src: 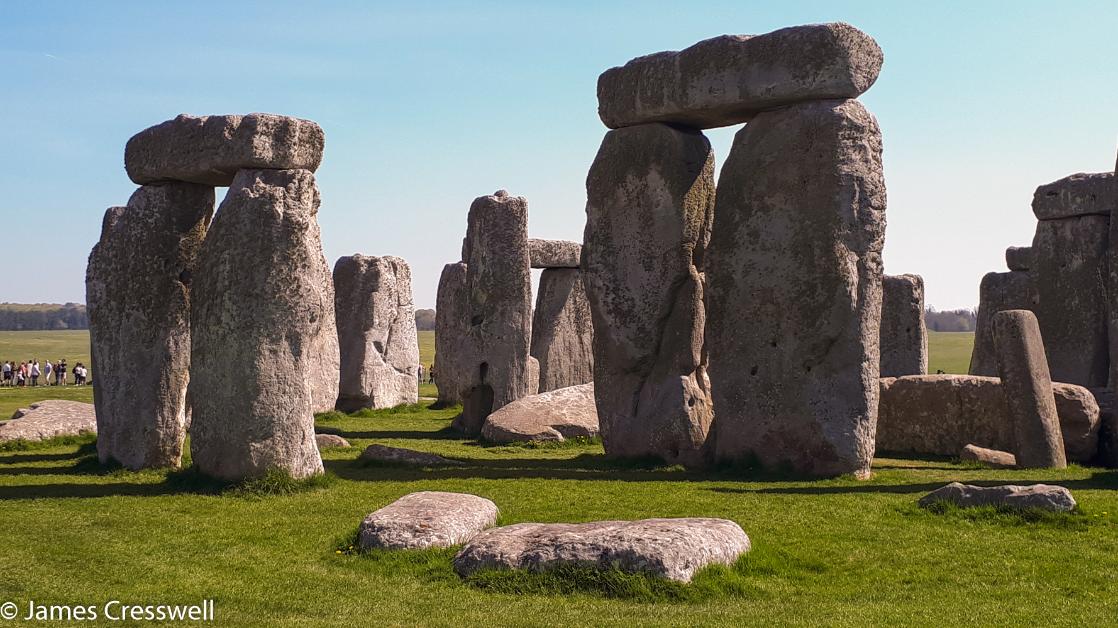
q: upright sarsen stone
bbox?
[969,271,1038,377]
[452,191,533,435]
[334,255,420,411]
[1032,215,1109,387]
[880,274,928,377]
[597,23,883,130]
[189,169,337,480]
[530,269,594,392]
[994,310,1067,468]
[434,262,469,407]
[706,99,886,478]
[86,183,213,469]
[582,123,715,465]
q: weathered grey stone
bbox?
[706,99,885,478]
[189,169,337,481]
[452,191,534,435]
[960,444,1017,468]
[1093,387,1118,467]
[315,433,351,449]
[0,401,96,442]
[1005,246,1033,271]
[1032,215,1109,388]
[1032,172,1115,221]
[530,269,594,393]
[334,255,420,411]
[876,375,1099,462]
[582,123,714,465]
[86,183,212,469]
[919,482,1076,513]
[529,239,581,268]
[481,383,598,443]
[994,310,1067,468]
[880,274,927,377]
[597,23,883,130]
[528,356,540,396]
[434,262,469,407]
[969,271,1039,377]
[454,518,750,583]
[125,113,324,186]
[359,492,498,550]
[358,444,465,467]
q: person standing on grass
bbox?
[1,361,10,387]
[30,360,40,386]
[56,359,66,386]
[43,360,52,386]
[417,364,424,384]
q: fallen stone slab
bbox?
[528,239,581,268]
[597,22,883,129]
[919,482,1076,513]
[358,444,465,466]
[960,444,1016,468]
[1005,246,1032,271]
[1032,172,1115,220]
[315,434,351,449]
[359,491,499,550]
[877,375,1099,462]
[125,113,325,186]
[481,383,598,443]
[454,518,751,583]
[0,401,97,442]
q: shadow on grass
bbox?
[316,426,464,441]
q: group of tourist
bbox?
[417,364,435,384]
[0,359,89,387]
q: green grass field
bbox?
[0,404,1115,626]
[926,331,975,375]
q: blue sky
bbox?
[2,0,1116,310]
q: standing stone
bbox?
[334,255,420,411]
[880,274,928,377]
[1005,246,1033,271]
[994,310,1067,469]
[86,183,213,470]
[530,269,594,392]
[597,23,883,130]
[451,191,533,435]
[125,113,325,186]
[434,262,469,407]
[706,99,886,478]
[189,169,337,480]
[582,123,714,465]
[969,271,1039,377]
[1032,215,1109,387]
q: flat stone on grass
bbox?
[0,401,97,442]
[454,518,750,583]
[482,383,598,443]
[919,482,1076,513]
[315,434,351,449]
[358,491,499,550]
[358,444,464,466]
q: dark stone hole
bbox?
[471,314,484,326]
[750,366,758,376]
[479,362,489,383]
[178,269,192,286]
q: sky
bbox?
[1,0,1116,310]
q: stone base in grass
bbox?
[358,491,498,550]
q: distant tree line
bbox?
[925,307,976,332]
[415,309,435,331]
[0,303,88,330]
[0,303,973,334]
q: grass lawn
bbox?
[926,331,974,375]
[0,403,1116,626]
